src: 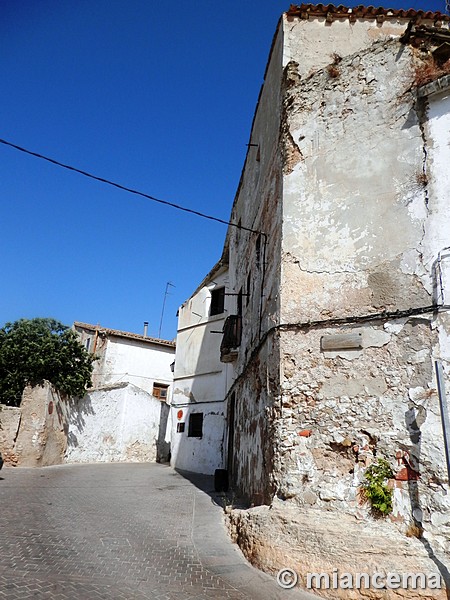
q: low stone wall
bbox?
[0,405,22,466]
[1,382,169,467]
[65,383,169,463]
[0,383,68,467]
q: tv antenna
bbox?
[158,281,175,339]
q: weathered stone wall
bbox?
[275,322,449,545]
[1,382,170,467]
[225,25,284,501]
[0,405,22,466]
[228,336,280,504]
[274,26,450,549]
[0,382,68,467]
[220,12,450,595]
[283,11,415,78]
[281,39,429,321]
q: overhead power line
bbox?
[0,137,262,235]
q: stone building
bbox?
[230,0,450,525]
[177,3,450,587]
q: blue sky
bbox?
[0,0,446,340]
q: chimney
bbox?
[143,322,148,338]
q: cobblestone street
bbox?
[0,463,313,599]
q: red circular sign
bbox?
[177,410,183,420]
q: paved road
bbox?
[0,463,316,599]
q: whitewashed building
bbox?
[74,322,175,397]
[170,260,237,475]
[68,322,175,463]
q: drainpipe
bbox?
[435,360,450,483]
[437,247,450,305]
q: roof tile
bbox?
[287,3,450,22]
[73,322,176,348]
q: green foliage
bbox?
[0,318,96,407]
[362,458,394,517]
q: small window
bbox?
[210,287,225,316]
[177,422,185,433]
[85,338,91,351]
[153,383,169,401]
[188,413,203,438]
[220,315,242,363]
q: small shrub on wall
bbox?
[360,457,394,517]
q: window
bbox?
[177,422,185,433]
[220,315,242,363]
[210,287,225,316]
[153,383,169,401]
[188,413,203,438]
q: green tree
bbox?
[0,318,95,407]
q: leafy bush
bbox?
[0,318,95,406]
[361,457,394,517]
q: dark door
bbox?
[227,392,236,480]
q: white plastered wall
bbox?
[170,267,233,474]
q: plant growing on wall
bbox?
[360,457,394,517]
[0,318,96,407]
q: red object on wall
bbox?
[48,401,54,415]
[395,466,420,481]
[298,429,312,437]
[177,410,183,420]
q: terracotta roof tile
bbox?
[73,322,176,348]
[287,4,450,22]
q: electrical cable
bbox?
[0,137,263,236]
